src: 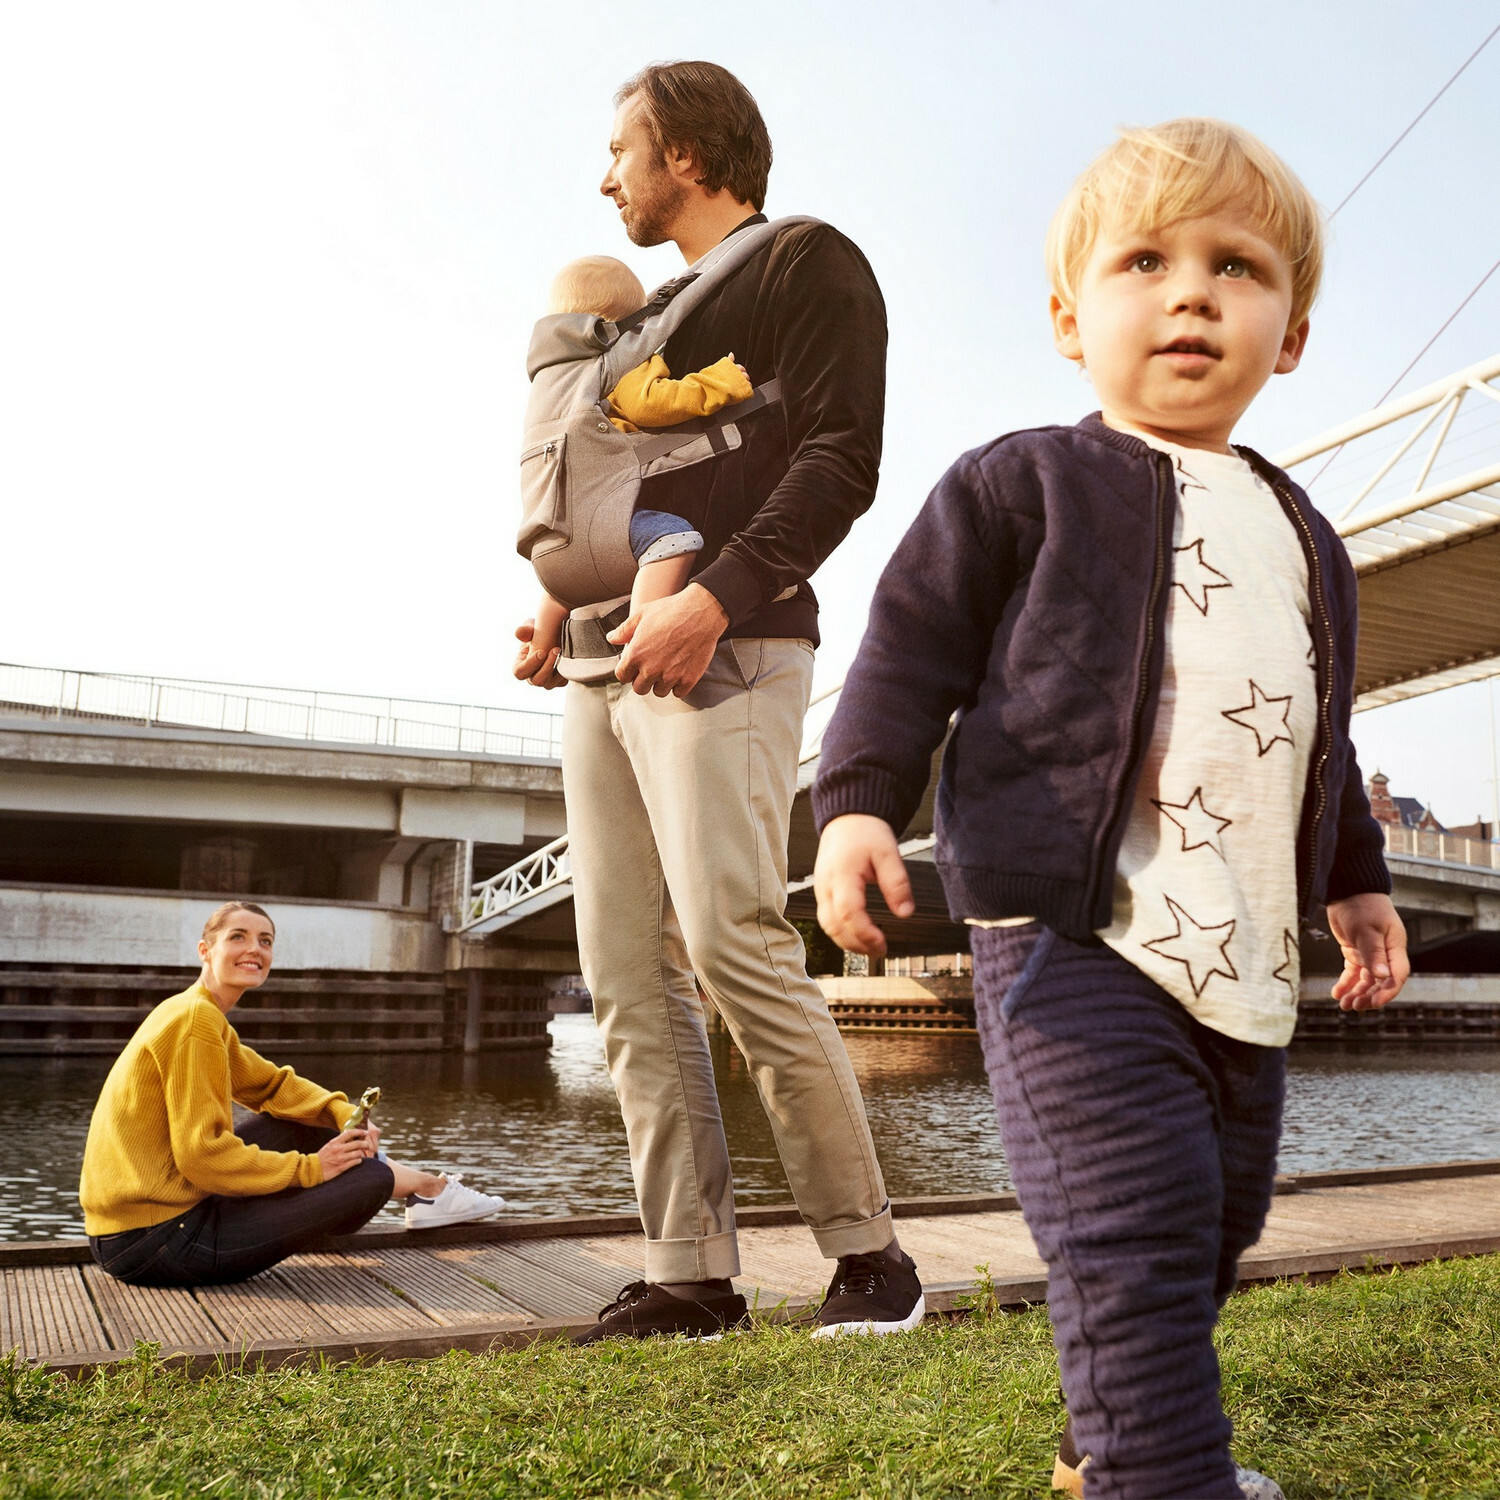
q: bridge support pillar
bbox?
[463,968,483,1055]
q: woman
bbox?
[80,901,503,1287]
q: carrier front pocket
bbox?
[517,431,569,558]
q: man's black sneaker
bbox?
[573,1280,749,1345]
[811,1250,925,1337]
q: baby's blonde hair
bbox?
[547,256,646,322]
[1046,118,1324,330]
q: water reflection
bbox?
[3,1016,1498,1241]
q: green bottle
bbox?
[346,1085,381,1132]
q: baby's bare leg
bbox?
[630,554,695,613]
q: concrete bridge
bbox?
[0,663,569,1055]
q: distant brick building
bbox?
[1366,771,1444,833]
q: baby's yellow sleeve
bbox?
[608,354,753,430]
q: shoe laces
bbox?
[830,1252,889,1300]
[598,1280,653,1319]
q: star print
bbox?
[1172,538,1232,615]
[1272,929,1299,1001]
[1153,786,1233,858]
[1174,456,1208,495]
[1222,681,1295,756]
[1143,897,1238,998]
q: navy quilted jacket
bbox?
[813,414,1391,940]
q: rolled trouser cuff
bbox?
[810,1201,895,1261]
[642,1227,741,1283]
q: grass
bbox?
[2,1255,1499,1499]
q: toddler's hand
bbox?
[1326,892,1409,1010]
[814,814,915,958]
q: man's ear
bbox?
[1051,294,1084,364]
[663,142,702,188]
[1276,317,1310,375]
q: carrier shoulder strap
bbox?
[600,215,823,389]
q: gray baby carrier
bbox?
[518,216,819,678]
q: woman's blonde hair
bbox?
[1046,118,1325,329]
[201,901,274,943]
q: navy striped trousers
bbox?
[972,925,1285,1500]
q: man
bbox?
[516,60,922,1341]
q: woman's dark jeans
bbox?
[89,1116,395,1288]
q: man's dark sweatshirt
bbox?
[812,416,1392,940]
[649,214,886,646]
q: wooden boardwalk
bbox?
[4,1161,1498,1376]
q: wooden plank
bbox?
[497,1238,638,1302]
[0,1267,109,1360]
[432,1245,601,1319]
[81,1266,223,1352]
[271,1256,434,1338]
[345,1248,534,1327]
[195,1271,336,1347]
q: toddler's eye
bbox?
[1219,258,1251,279]
[1129,253,1162,273]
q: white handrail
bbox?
[0,660,563,761]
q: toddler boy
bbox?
[812,119,1409,1499]
[517,255,751,683]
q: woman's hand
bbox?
[317,1129,369,1181]
[362,1124,381,1158]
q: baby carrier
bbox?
[518,216,819,677]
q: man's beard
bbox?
[621,159,692,247]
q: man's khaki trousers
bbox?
[563,637,893,1281]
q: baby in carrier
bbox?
[516,255,753,684]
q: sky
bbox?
[2,2,1498,825]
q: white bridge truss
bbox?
[461,834,572,935]
[1274,352,1500,710]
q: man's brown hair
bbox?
[617,61,773,211]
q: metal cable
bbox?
[1329,20,1500,220]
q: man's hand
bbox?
[609,583,728,697]
[814,814,915,958]
[1326,892,1409,1010]
[513,619,563,689]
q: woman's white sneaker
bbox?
[404,1174,505,1228]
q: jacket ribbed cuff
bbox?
[693,551,763,628]
[1324,845,1393,902]
[811,771,908,835]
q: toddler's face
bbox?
[1052,205,1307,450]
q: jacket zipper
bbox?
[1264,468,1337,914]
[1090,451,1175,923]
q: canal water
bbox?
[5,1015,1499,1242]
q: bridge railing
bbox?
[0,660,563,761]
[1384,823,1499,870]
[465,834,573,930]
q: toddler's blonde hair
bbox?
[1046,118,1324,329]
[547,256,646,322]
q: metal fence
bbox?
[1383,822,1500,870]
[0,661,563,761]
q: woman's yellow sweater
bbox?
[79,983,353,1236]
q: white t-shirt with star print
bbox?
[1097,433,1316,1047]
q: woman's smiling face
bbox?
[1051,206,1308,451]
[199,909,275,996]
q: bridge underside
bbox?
[1354,517,1500,709]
